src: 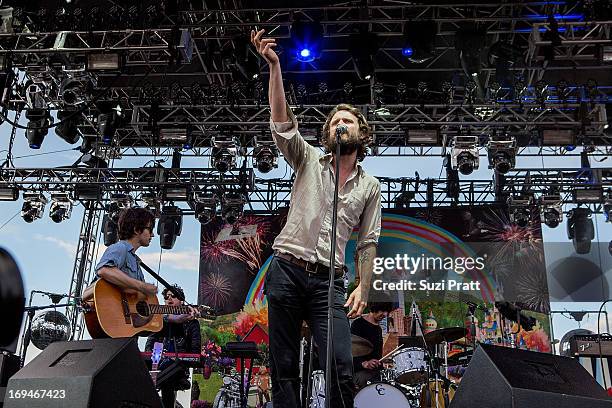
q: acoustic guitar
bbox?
[83,279,216,338]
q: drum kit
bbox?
[304,327,474,408]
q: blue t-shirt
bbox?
[94,240,145,282]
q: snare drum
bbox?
[390,347,429,385]
[354,382,412,408]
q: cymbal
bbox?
[424,327,468,345]
[446,350,473,366]
[351,335,374,357]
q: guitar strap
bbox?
[134,255,187,303]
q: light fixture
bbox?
[0,186,19,201]
[159,127,191,148]
[406,129,440,145]
[87,53,122,71]
[21,192,47,223]
[55,110,80,144]
[211,138,238,173]
[456,28,486,78]
[604,192,612,223]
[402,21,437,63]
[25,109,51,149]
[253,144,278,173]
[192,192,218,225]
[163,184,190,201]
[487,136,516,174]
[80,153,108,168]
[141,191,161,218]
[158,205,183,249]
[74,184,102,201]
[539,192,563,228]
[290,21,323,63]
[0,6,14,34]
[98,106,121,145]
[451,136,479,175]
[541,129,575,146]
[349,30,378,80]
[508,194,533,227]
[102,194,133,246]
[573,186,603,203]
[49,192,73,223]
[567,207,594,254]
[221,192,245,224]
[60,78,87,106]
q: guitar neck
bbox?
[148,304,212,317]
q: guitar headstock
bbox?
[197,305,217,321]
[151,342,163,367]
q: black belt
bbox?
[274,251,346,277]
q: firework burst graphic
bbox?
[200,272,232,310]
[415,208,444,225]
[514,269,550,314]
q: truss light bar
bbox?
[0,186,19,201]
[87,53,122,71]
[407,129,439,145]
[542,129,575,146]
[573,186,603,203]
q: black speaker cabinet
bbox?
[4,338,161,408]
[449,344,612,408]
[0,352,20,408]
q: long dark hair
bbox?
[118,208,155,240]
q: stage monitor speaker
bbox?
[449,344,612,408]
[4,338,161,408]
[0,353,20,408]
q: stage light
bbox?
[21,192,47,223]
[102,194,133,246]
[402,21,437,63]
[25,109,51,149]
[556,79,570,102]
[540,192,563,228]
[508,194,533,227]
[291,21,323,63]
[80,153,108,168]
[602,45,612,63]
[0,186,19,201]
[55,110,80,144]
[98,107,121,145]
[49,192,72,223]
[192,192,217,225]
[535,80,549,106]
[141,191,161,218]
[0,6,14,33]
[159,127,191,148]
[60,78,86,106]
[158,205,183,250]
[349,30,378,80]
[87,53,122,71]
[573,186,603,204]
[74,184,102,201]
[451,136,479,175]
[211,139,238,173]
[604,193,612,223]
[444,155,460,201]
[221,192,244,224]
[253,144,278,174]
[567,207,594,254]
[456,28,486,78]
[541,129,575,146]
[163,184,190,201]
[487,136,516,174]
[406,129,439,145]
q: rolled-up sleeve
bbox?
[94,244,126,275]
[270,104,316,171]
[357,180,382,251]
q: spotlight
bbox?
[508,194,533,227]
[456,28,486,78]
[567,207,594,254]
[604,193,612,223]
[86,53,122,71]
[60,78,87,106]
[21,192,47,223]
[487,136,516,174]
[102,194,133,246]
[539,193,563,228]
[157,205,183,250]
[451,136,479,175]
[0,6,14,33]
[349,30,378,80]
[402,20,437,63]
[291,21,323,63]
[55,110,80,144]
[0,186,18,201]
[253,144,278,174]
[141,191,161,218]
[49,192,72,223]
[98,107,121,145]
[25,109,51,149]
[80,153,108,168]
[192,192,217,225]
[221,192,245,224]
[211,139,238,173]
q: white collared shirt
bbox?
[270,107,382,267]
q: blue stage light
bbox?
[402,47,414,57]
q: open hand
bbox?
[251,29,279,66]
[344,283,367,318]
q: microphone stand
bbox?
[324,128,343,408]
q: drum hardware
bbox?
[351,335,374,357]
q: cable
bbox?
[0,209,22,232]
[597,299,611,390]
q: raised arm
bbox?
[251,29,288,122]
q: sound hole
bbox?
[135,301,150,316]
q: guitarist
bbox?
[82,208,158,302]
[145,284,201,408]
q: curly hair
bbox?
[321,104,372,162]
[118,208,156,240]
[162,284,185,302]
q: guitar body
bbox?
[84,279,163,338]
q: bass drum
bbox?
[354,382,411,408]
[419,379,457,408]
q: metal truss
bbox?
[65,202,101,340]
[1,167,610,214]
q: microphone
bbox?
[335,124,348,138]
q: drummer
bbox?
[350,300,394,389]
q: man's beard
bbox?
[329,134,360,156]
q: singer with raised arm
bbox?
[251,29,382,408]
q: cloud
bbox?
[34,234,78,257]
[138,249,199,272]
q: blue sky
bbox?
[1,112,610,364]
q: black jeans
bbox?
[265,256,354,408]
